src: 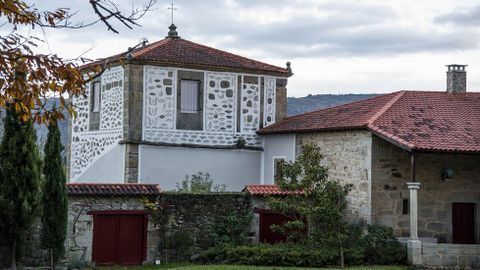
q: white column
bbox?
[407,182,421,265]
[407,182,420,239]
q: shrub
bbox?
[196,244,363,267]
[362,225,407,264]
[196,225,407,268]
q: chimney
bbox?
[446,64,467,93]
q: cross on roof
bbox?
[168,3,177,24]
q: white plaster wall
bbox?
[261,134,296,184]
[139,145,262,191]
[72,144,125,183]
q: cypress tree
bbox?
[0,103,42,269]
[40,117,68,267]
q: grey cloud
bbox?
[435,5,480,26]
[21,0,480,59]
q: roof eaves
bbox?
[368,124,415,152]
[258,125,368,135]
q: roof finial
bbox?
[166,3,180,38]
[168,3,177,25]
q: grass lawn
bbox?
[97,264,408,270]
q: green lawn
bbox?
[98,264,408,270]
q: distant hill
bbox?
[0,94,381,156]
[287,93,380,116]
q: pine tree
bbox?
[0,103,42,269]
[40,117,68,268]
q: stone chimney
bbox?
[446,64,467,93]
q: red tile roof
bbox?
[66,183,162,196]
[243,184,304,195]
[258,91,480,153]
[82,37,289,76]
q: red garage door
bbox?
[92,211,147,266]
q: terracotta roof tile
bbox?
[258,92,402,134]
[243,184,304,195]
[258,91,480,153]
[82,37,289,76]
[66,183,162,196]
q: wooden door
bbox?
[92,215,118,266]
[259,213,290,244]
[117,215,145,265]
[92,211,147,266]
[452,203,476,244]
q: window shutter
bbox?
[180,80,199,113]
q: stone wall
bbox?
[0,219,45,268]
[296,130,372,223]
[150,192,253,261]
[371,135,480,243]
[67,195,158,267]
[422,243,480,268]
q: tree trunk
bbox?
[11,240,16,270]
[50,248,55,270]
[340,248,344,269]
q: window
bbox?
[180,80,199,113]
[402,199,409,215]
[273,157,286,183]
[91,81,101,112]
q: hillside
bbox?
[0,94,381,154]
[287,93,380,116]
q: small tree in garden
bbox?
[0,103,42,269]
[40,117,68,268]
[176,172,226,193]
[268,143,352,265]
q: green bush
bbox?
[196,244,362,267]
[362,225,407,265]
[196,225,407,267]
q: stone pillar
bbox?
[124,143,139,183]
[275,78,288,122]
[407,182,421,265]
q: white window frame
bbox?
[91,81,101,113]
[180,80,199,113]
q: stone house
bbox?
[257,65,480,268]
[67,24,292,190]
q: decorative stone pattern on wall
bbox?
[371,135,480,243]
[263,77,276,127]
[143,66,176,130]
[100,66,124,130]
[67,196,158,266]
[241,79,260,133]
[72,82,90,133]
[422,243,480,268]
[143,129,262,147]
[70,66,124,180]
[70,131,123,179]
[296,131,372,223]
[205,72,237,132]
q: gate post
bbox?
[407,181,422,265]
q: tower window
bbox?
[91,81,101,112]
[180,80,199,113]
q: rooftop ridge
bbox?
[367,91,405,125]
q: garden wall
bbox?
[0,192,255,267]
[150,192,253,262]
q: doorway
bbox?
[452,203,476,244]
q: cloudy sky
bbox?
[17,0,480,96]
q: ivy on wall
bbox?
[146,193,253,262]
